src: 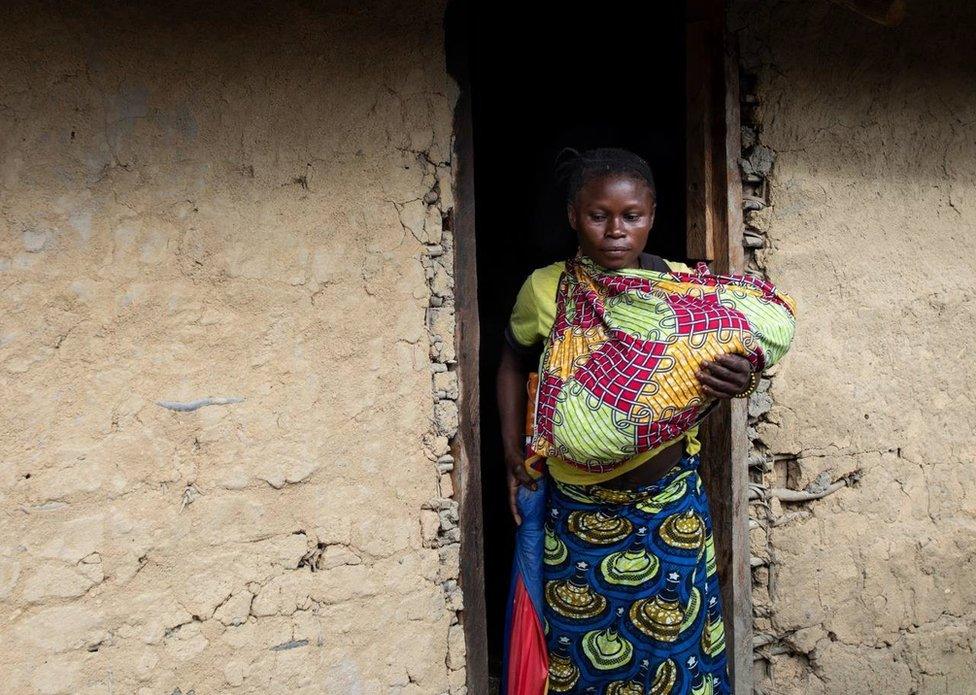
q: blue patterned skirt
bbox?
[541,450,732,694]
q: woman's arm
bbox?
[496,338,538,526]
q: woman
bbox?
[497,148,759,694]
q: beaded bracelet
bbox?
[733,369,760,399]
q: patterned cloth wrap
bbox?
[526,251,797,476]
[540,450,732,694]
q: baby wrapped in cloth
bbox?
[524,250,798,477]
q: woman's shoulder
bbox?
[534,260,567,280]
[527,259,566,277]
[638,251,696,274]
[519,260,566,294]
[661,257,694,273]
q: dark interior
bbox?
[446,3,690,684]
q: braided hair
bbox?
[553,146,657,207]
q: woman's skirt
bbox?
[541,450,732,694]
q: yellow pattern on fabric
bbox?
[508,258,702,485]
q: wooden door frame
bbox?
[687,2,753,692]
[445,5,489,689]
[446,2,751,692]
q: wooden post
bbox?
[685,3,753,691]
[446,4,489,689]
[722,34,753,695]
[686,18,716,262]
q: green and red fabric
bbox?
[528,251,797,474]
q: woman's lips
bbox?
[604,248,628,255]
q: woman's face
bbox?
[567,174,655,270]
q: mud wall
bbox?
[0,2,465,693]
[730,1,976,693]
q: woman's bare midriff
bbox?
[596,437,687,490]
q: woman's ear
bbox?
[648,199,657,228]
[567,202,577,231]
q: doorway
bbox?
[444,2,747,692]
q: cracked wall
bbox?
[730,1,976,693]
[0,2,466,693]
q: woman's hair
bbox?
[553,146,657,206]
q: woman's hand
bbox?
[696,354,754,399]
[498,340,538,527]
[504,448,538,526]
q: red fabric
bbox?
[506,574,549,695]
